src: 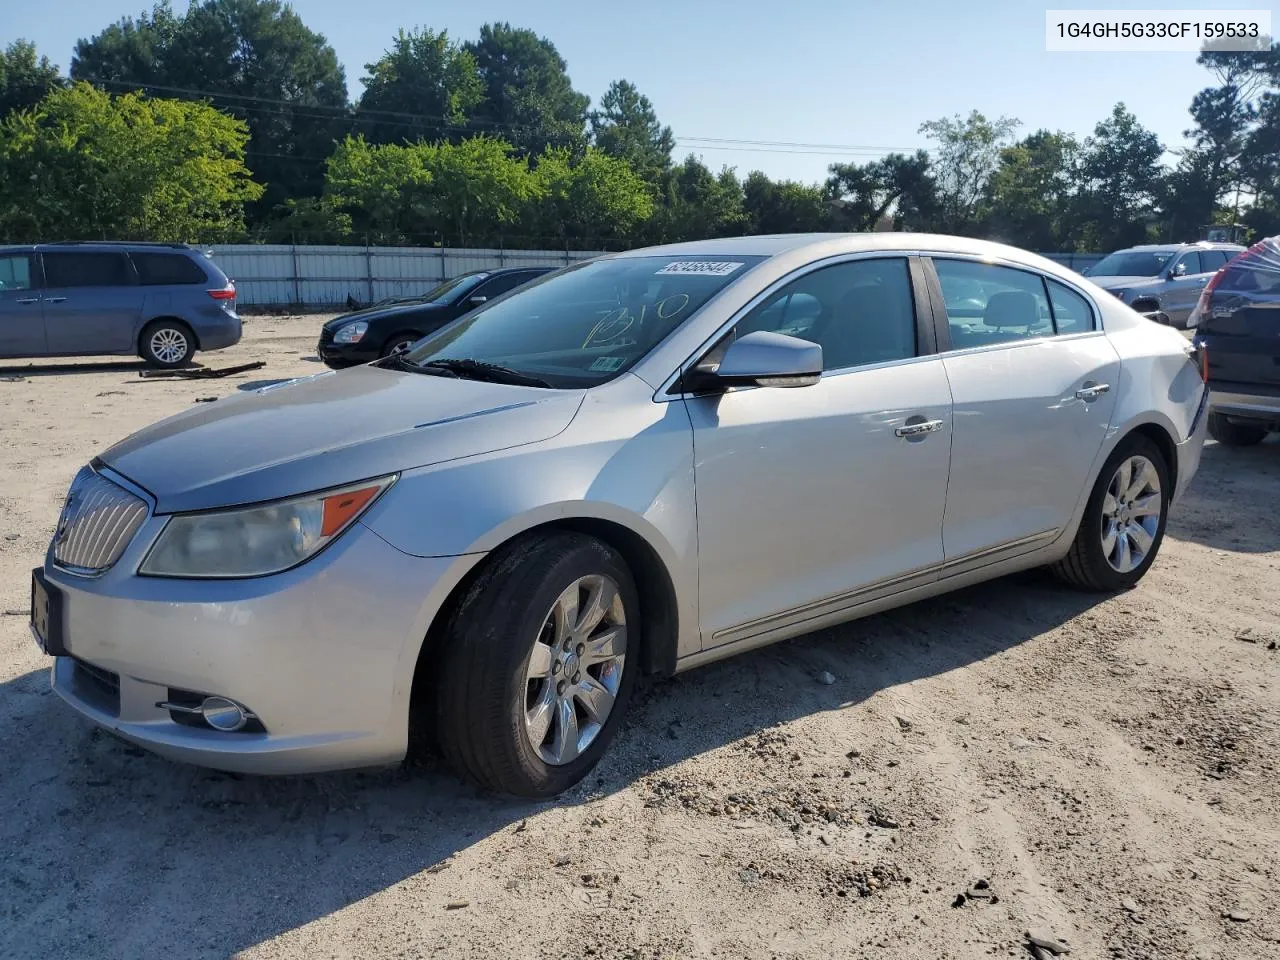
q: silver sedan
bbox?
[31,234,1209,797]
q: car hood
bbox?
[322,301,446,330]
[1089,275,1157,291]
[100,366,585,513]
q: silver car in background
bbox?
[31,233,1209,798]
[1085,241,1245,329]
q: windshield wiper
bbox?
[373,352,462,377]
[420,358,552,388]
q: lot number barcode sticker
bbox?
[655,261,744,277]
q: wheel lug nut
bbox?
[557,680,566,695]
[552,662,561,675]
[576,643,585,656]
[573,672,581,684]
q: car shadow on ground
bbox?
[1165,436,1280,554]
[0,570,1106,959]
[0,360,153,378]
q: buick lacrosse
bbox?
[32,234,1208,797]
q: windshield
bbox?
[1088,251,1172,277]
[402,255,766,388]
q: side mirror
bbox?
[701,330,822,389]
[469,294,488,306]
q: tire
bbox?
[434,532,640,797]
[380,333,420,358]
[139,320,195,368]
[1051,435,1171,592]
[1207,412,1267,447]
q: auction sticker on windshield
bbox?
[655,261,744,276]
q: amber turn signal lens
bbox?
[320,486,381,537]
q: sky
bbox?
[7,0,1277,183]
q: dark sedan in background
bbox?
[1190,236,1280,446]
[318,266,554,367]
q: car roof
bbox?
[1112,242,1245,253]
[606,232,1081,271]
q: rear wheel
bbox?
[1207,412,1267,447]
[1052,435,1170,591]
[139,320,195,368]
[433,532,638,797]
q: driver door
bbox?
[684,256,953,650]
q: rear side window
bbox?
[42,252,132,288]
[1175,252,1202,275]
[934,259,1052,348]
[130,252,208,285]
[0,254,34,291]
[1224,240,1280,294]
[1046,280,1096,334]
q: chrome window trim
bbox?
[654,249,931,401]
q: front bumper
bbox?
[40,512,479,775]
[317,335,377,368]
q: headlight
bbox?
[140,476,396,578]
[334,321,368,344]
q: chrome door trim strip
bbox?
[707,529,1061,648]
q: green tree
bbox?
[0,82,262,242]
[465,22,589,155]
[0,40,65,117]
[645,156,747,243]
[743,172,834,233]
[322,136,433,243]
[530,146,654,244]
[985,131,1079,249]
[1075,103,1165,250]
[73,0,349,216]
[825,151,936,232]
[918,110,1020,234]
[422,136,537,243]
[589,80,674,185]
[357,28,483,146]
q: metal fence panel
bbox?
[206,242,1105,308]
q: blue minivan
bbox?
[0,241,242,367]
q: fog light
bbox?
[201,696,249,731]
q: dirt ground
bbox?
[0,315,1276,960]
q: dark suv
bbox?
[0,241,240,368]
[318,266,554,368]
[1190,236,1280,446]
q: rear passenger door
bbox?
[928,257,1120,570]
[40,251,144,354]
[0,252,46,357]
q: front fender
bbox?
[360,377,702,661]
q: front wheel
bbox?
[433,532,639,797]
[380,333,420,358]
[1052,435,1171,591]
[1207,412,1268,447]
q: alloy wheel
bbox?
[1100,454,1163,573]
[150,328,189,365]
[523,573,627,766]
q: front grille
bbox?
[52,467,148,575]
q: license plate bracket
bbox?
[30,568,69,657]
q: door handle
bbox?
[44,297,67,303]
[895,418,944,438]
[1075,382,1111,401]
[15,297,38,304]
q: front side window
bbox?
[934,259,1052,347]
[403,255,766,388]
[42,252,132,288]
[0,254,33,291]
[1088,250,1173,278]
[736,258,917,371]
